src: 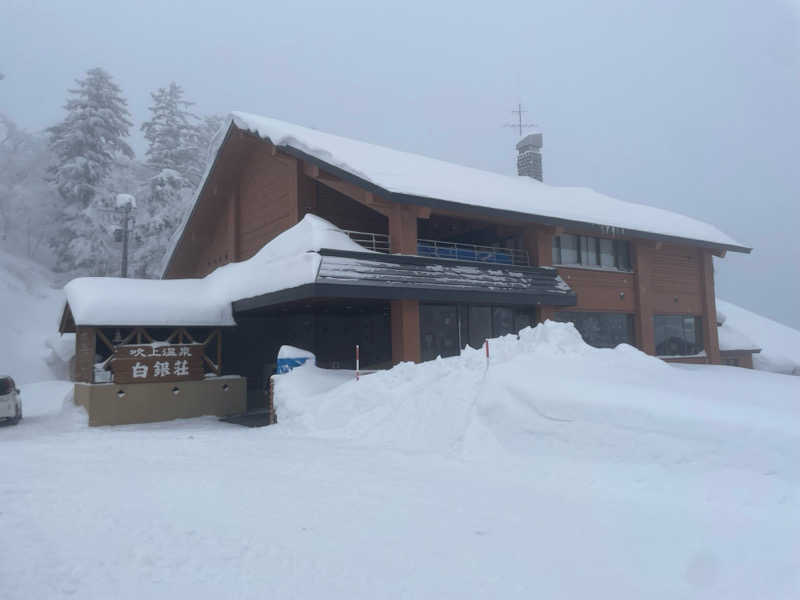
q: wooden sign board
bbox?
[111,344,205,384]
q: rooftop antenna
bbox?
[503,103,537,136]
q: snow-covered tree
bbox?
[185,113,226,187]
[46,68,134,274]
[134,85,224,278]
[141,83,195,180]
[47,68,133,207]
[0,114,60,261]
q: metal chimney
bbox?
[516,133,543,181]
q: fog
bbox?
[2,0,798,326]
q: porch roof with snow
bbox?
[61,216,573,332]
[233,248,576,313]
[166,112,751,273]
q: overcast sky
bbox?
[2,0,799,327]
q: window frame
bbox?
[653,314,704,357]
[552,234,633,272]
[552,311,636,349]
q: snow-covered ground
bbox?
[2,323,799,599]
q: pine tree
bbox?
[47,67,133,207]
[134,85,227,277]
[141,82,195,181]
[135,83,200,277]
[185,113,226,188]
[46,68,133,274]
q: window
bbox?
[468,306,493,350]
[654,315,704,356]
[420,304,461,361]
[422,304,536,359]
[553,312,635,348]
[492,307,515,338]
[552,234,631,271]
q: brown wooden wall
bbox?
[237,145,300,262]
[649,244,704,315]
[556,268,636,313]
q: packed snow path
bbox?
[2,324,800,599]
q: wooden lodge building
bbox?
[59,112,753,425]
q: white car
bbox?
[0,376,22,425]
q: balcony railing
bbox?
[343,230,530,266]
[417,239,530,266]
[343,230,391,253]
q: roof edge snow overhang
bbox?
[278,144,752,255]
[233,248,577,314]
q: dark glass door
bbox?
[420,304,460,361]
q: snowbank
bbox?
[229,112,747,251]
[717,299,800,375]
[64,214,366,327]
[276,321,800,457]
[0,249,70,383]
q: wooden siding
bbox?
[556,267,636,312]
[192,202,237,276]
[649,244,704,315]
[237,145,300,262]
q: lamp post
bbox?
[115,194,136,278]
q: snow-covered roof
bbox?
[64,215,366,328]
[221,112,749,252]
[717,299,800,375]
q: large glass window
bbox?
[553,234,632,271]
[468,306,493,350]
[420,304,461,361]
[654,315,703,356]
[492,307,515,338]
[422,304,536,359]
[553,311,635,348]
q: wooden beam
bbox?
[96,329,115,353]
[216,328,222,375]
[304,167,394,216]
[303,162,320,178]
[182,328,197,344]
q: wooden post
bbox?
[74,326,96,383]
[633,241,656,355]
[216,328,223,375]
[700,250,721,364]
[388,205,418,254]
[538,306,557,323]
[391,299,421,364]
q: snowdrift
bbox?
[0,249,71,383]
[276,321,800,460]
